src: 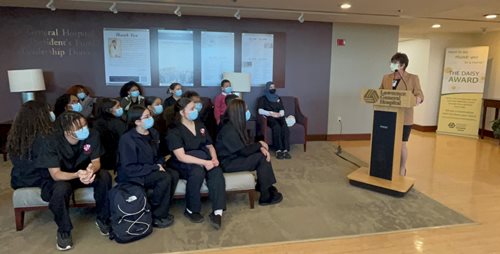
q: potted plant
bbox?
[492,118,500,139]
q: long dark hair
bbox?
[54,94,72,117]
[95,98,119,120]
[127,105,147,130]
[145,96,160,107]
[226,99,249,144]
[7,101,53,159]
[173,97,192,123]
[119,81,144,98]
[168,83,181,95]
[56,111,86,133]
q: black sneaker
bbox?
[259,192,283,206]
[96,218,110,236]
[184,210,204,223]
[283,151,292,159]
[208,212,222,230]
[276,151,284,160]
[56,231,73,251]
[153,215,174,228]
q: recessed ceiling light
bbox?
[484,14,497,19]
[340,3,351,9]
[431,24,441,29]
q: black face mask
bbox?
[269,89,276,94]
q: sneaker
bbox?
[153,215,174,228]
[56,231,73,251]
[184,210,204,223]
[276,151,284,160]
[96,219,110,236]
[208,212,222,230]
[259,191,283,206]
[283,151,292,159]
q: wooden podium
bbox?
[347,89,417,196]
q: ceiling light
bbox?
[340,3,351,9]
[174,6,182,17]
[234,9,241,20]
[109,2,118,14]
[484,14,497,19]
[431,24,441,29]
[46,0,56,11]
[298,12,304,23]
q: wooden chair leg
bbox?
[248,190,255,209]
[3,153,7,162]
[15,208,25,231]
[303,142,307,152]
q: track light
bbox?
[234,9,241,20]
[46,0,56,11]
[174,6,182,17]
[298,12,304,23]
[109,2,118,14]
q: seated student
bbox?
[257,81,291,160]
[218,94,239,129]
[35,111,112,251]
[7,101,53,189]
[66,84,96,118]
[216,99,283,205]
[120,81,145,112]
[145,96,168,156]
[117,105,179,228]
[93,98,127,170]
[166,98,226,230]
[214,79,233,125]
[182,90,217,139]
[54,94,82,118]
[163,82,183,108]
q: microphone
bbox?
[395,69,408,90]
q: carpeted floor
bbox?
[0,142,472,254]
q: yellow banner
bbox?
[437,93,483,138]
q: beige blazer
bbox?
[380,71,424,125]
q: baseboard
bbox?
[412,124,437,132]
[327,134,371,141]
[306,135,327,141]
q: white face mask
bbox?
[390,63,400,72]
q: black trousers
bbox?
[41,170,112,233]
[268,117,290,151]
[222,152,276,197]
[168,150,226,213]
[143,169,179,219]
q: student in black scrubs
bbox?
[36,111,112,251]
[119,81,145,112]
[182,90,217,140]
[93,98,127,170]
[218,94,239,130]
[163,82,183,108]
[117,105,179,228]
[7,101,53,189]
[145,96,168,156]
[166,98,226,230]
[257,81,291,160]
[54,93,83,118]
[216,99,283,205]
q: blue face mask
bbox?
[130,90,140,97]
[49,111,56,122]
[114,107,124,118]
[174,89,183,97]
[224,87,233,94]
[153,105,164,115]
[74,126,90,140]
[187,110,199,121]
[195,102,203,112]
[142,117,155,129]
[246,110,251,121]
[71,102,82,112]
[77,92,86,100]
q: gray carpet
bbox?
[0,142,472,254]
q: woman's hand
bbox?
[204,160,215,171]
[211,158,220,167]
[158,164,166,172]
[416,97,423,105]
[261,147,271,162]
[258,141,269,150]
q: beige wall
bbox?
[478,31,500,130]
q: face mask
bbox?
[269,89,276,94]
[77,92,86,100]
[49,111,56,122]
[74,126,90,140]
[246,110,251,121]
[174,89,183,97]
[187,109,199,121]
[130,90,140,97]
[195,102,203,112]
[390,63,399,72]
[71,102,82,112]
[114,107,124,118]
[153,105,164,115]
[142,116,155,129]
[224,87,233,94]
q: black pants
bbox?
[143,169,179,219]
[222,152,276,197]
[268,117,290,151]
[168,150,226,213]
[41,170,112,233]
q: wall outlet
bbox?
[337,116,342,122]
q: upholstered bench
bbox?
[13,172,256,231]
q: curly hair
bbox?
[56,111,86,133]
[119,81,144,98]
[54,94,72,117]
[66,84,92,97]
[7,101,53,159]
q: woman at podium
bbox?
[380,53,424,176]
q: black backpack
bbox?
[109,183,153,243]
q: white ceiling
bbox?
[1,0,500,35]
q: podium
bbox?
[347,89,416,196]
